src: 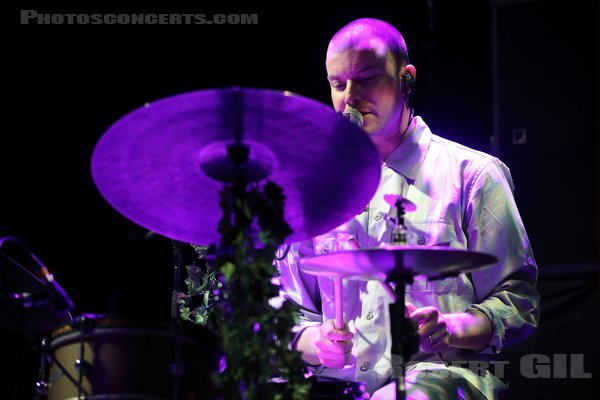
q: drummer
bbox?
[276,18,539,399]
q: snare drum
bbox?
[47,314,219,400]
[310,379,369,399]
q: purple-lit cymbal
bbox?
[299,244,498,281]
[91,88,381,245]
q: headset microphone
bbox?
[402,64,416,108]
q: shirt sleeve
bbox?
[464,158,540,354]
[274,240,323,350]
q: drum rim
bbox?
[52,316,174,338]
[51,318,193,348]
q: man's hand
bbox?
[407,304,451,353]
[406,303,492,352]
[296,319,354,368]
[315,320,354,368]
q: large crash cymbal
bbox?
[91,88,381,245]
[299,244,499,281]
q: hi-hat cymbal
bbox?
[0,254,72,333]
[91,88,381,246]
[299,244,498,281]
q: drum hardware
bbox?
[89,86,381,398]
[169,239,187,400]
[0,236,219,399]
[33,337,50,399]
[384,195,416,244]
[45,315,218,399]
[90,87,381,247]
[0,238,76,399]
[0,238,73,334]
[300,196,498,400]
[3,83,499,399]
[30,320,93,400]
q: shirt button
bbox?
[360,362,370,372]
[365,312,374,320]
[374,213,383,221]
[417,236,426,245]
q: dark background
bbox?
[2,1,598,398]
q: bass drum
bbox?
[47,314,220,400]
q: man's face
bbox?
[326,45,405,143]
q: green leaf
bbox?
[220,261,236,282]
[180,306,191,320]
[195,313,207,325]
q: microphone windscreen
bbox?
[342,108,364,128]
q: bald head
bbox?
[327,18,409,71]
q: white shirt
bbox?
[276,116,539,396]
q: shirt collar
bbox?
[383,116,431,181]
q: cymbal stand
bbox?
[391,199,408,245]
[388,200,419,400]
[170,240,188,400]
[33,336,50,399]
[387,271,419,400]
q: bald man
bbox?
[276,18,539,399]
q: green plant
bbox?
[180,180,310,399]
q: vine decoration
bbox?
[178,180,311,399]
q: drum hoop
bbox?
[51,326,194,348]
[50,316,175,339]
[59,396,169,400]
[52,318,173,337]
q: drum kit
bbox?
[2,87,498,399]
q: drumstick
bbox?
[333,234,357,331]
[334,275,344,330]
